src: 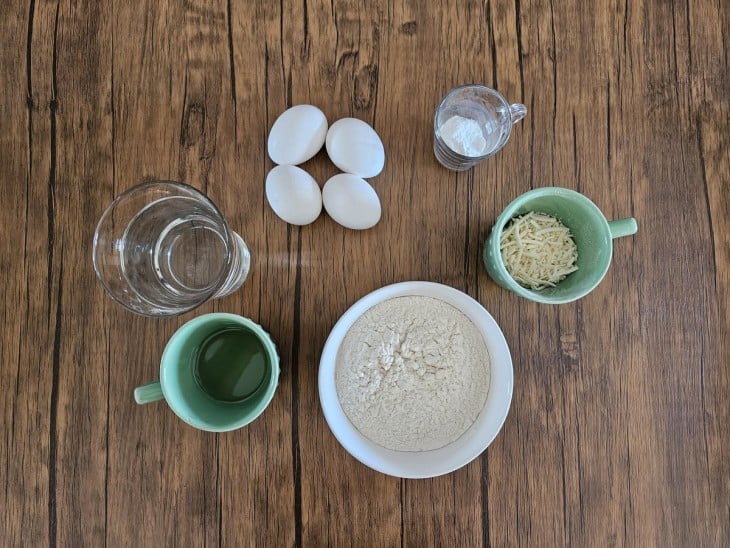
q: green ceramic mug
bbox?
[134,313,280,432]
[483,187,638,304]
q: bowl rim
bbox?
[318,281,513,478]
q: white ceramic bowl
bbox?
[318,281,513,478]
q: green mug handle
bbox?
[608,218,638,239]
[134,381,165,404]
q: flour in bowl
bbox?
[335,296,491,451]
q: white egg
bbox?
[322,174,381,230]
[267,105,328,165]
[265,165,322,225]
[325,118,385,178]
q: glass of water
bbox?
[93,181,251,316]
[434,84,527,171]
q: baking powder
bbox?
[439,115,488,156]
[335,296,491,452]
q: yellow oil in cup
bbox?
[133,313,280,432]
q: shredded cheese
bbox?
[499,212,578,290]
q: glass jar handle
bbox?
[509,103,527,124]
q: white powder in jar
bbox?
[439,115,488,156]
[335,296,491,452]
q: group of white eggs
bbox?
[265,105,385,230]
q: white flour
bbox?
[439,115,488,156]
[335,296,491,451]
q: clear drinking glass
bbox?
[93,181,251,316]
[433,84,527,171]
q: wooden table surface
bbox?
[1,1,728,546]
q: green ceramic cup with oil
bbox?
[134,313,280,432]
[482,187,638,304]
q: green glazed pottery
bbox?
[483,187,637,304]
[134,313,280,432]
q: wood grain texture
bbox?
[1,0,727,546]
